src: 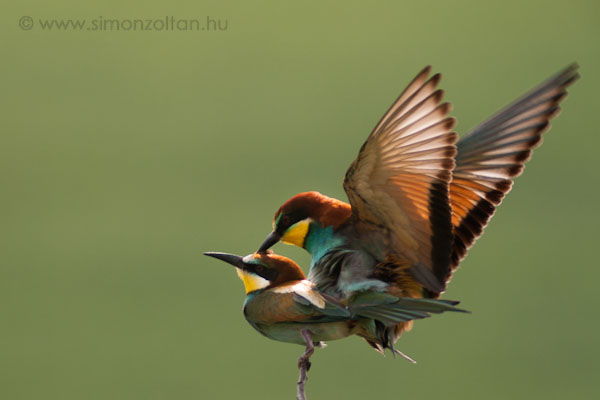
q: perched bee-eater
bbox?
[204,251,466,366]
[257,64,579,353]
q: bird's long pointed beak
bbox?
[257,231,281,252]
[204,252,244,268]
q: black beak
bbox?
[257,231,281,253]
[204,252,245,268]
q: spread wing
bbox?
[448,64,579,276]
[343,67,458,295]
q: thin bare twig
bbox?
[296,329,314,400]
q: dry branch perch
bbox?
[296,329,314,400]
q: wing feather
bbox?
[343,67,458,295]
[448,64,579,274]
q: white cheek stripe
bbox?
[273,280,326,309]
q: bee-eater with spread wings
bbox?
[256,64,579,354]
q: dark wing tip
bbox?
[444,117,457,130]
[439,102,453,114]
[429,72,442,87]
[507,164,524,177]
[495,179,513,192]
[432,89,444,102]
[484,189,505,204]
[513,149,534,164]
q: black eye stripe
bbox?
[278,210,308,231]
[248,263,278,281]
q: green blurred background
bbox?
[2,1,599,399]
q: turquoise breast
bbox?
[304,223,344,267]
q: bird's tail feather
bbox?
[351,292,468,358]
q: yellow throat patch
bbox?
[281,219,310,247]
[236,269,270,294]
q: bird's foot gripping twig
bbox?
[388,340,417,364]
[296,329,314,400]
